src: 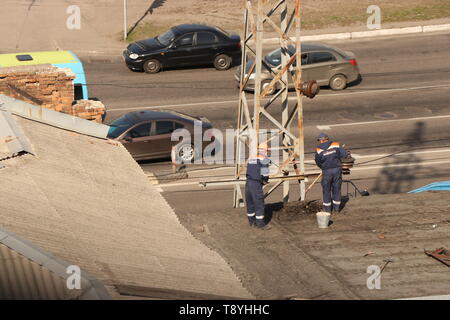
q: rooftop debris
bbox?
[275,200,322,222]
[425,247,450,267]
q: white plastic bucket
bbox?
[316,211,331,228]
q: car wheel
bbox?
[261,80,276,95]
[329,74,347,90]
[214,54,232,71]
[176,144,198,163]
[143,59,161,74]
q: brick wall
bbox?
[0,65,105,123]
[71,100,106,123]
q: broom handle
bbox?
[305,172,323,194]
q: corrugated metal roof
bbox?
[0,243,75,299]
[0,227,110,300]
[0,109,33,161]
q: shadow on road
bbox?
[127,60,241,74]
[137,157,171,165]
[372,121,425,194]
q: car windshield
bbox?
[107,116,134,138]
[265,48,282,66]
[156,29,176,46]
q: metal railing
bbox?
[342,180,370,198]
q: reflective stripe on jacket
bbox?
[315,141,348,170]
[246,155,270,181]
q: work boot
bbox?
[247,213,256,227]
[323,203,332,213]
[332,201,341,213]
[255,216,265,228]
[256,224,272,230]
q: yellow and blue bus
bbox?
[0,51,88,100]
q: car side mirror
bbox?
[123,136,132,143]
[170,43,177,49]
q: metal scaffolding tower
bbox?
[233,0,319,208]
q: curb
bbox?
[41,23,450,60]
[75,51,124,63]
[261,23,450,44]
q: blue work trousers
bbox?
[321,167,343,212]
[245,179,265,227]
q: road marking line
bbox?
[317,83,450,98]
[316,125,331,131]
[143,148,450,179]
[147,173,159,185]
[352,159,450,171]
[107,84,450,112]
[318,114,450,130]
[109,99,239,112]
[158,159,450,188]
[352,148,450,159]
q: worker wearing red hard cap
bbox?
[245,143,271,229]
[315,133,348,213]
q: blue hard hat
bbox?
[317,132,329,141]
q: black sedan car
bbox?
[107,110,216,162]
[123,24,241,73]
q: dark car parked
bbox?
[107,110,215,162]
[123,24,241,73]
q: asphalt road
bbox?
[83,32,450,205]
[85,32,450,148]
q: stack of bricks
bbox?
[71,100,106,123]
[0,64,105,123]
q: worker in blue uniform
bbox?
[245,143,271,229]
[315,133,348,213]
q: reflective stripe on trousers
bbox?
[321,167,342,211]
[245,180,265,227]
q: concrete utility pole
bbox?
[123,0,128,40]
[232,0,319,207]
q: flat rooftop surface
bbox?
[175,191,450,299]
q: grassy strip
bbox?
[122,3,450,42]
[382,4,450,23]
[123,22,170,43]
[302,3,450,30]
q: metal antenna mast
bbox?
[233,0,319,208]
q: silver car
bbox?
[235,42,361,94]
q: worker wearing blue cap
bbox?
[315,133,348,213]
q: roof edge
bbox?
[0,109,34,160]
[0,226,111,300]
[0,94,110,140]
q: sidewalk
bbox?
[1,0,449,60]
[0,0,135,56]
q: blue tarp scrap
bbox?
[408,181,450,193]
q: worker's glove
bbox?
[261,176,269,185]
